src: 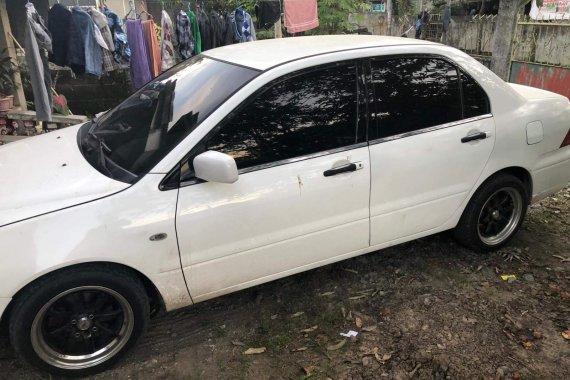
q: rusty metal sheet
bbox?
[510,61,570,98]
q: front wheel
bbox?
[9,265,149,376]
[453,174,528,252]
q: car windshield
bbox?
[79,56,259,183]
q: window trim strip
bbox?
[179,142,369,188]
[368,113,493,146]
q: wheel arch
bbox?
[1,262,165,331]
[487,166,533,203]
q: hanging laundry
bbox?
[104,7,130,64]
[142,19,161,78]
[68,6,102,77]
[187,9,201,55]
[198,9,211,51]
[88,8,118,73]
[256,0,282,30]
[126,19,152,90]
[209,11,225,49]
[25,2,52,122]
[47,3,71,67]
[161,10,176,71]
[226,8,256,44]
[175,10,194,60]
[283,0,319,33]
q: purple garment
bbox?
[126,19,151,90]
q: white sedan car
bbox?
[1,36,569,376]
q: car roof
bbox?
[203,35,439,71]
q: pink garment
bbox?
[284,0,319,33]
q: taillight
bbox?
[561,129,570,148]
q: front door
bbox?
[367,56,495,245]
[175,62,371,302]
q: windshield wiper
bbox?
[87,132,113,176]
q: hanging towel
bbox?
[187,10,201,54]
[175,10,194,59]
[25,3,52,122]
[142,19,161,78]
[283,0,319,33]
[161,10,176,70]
[126,19,152,90]
[256,0,281,30]
[47,3,71,67]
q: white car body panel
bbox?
[0,36,569,321]
[369,116,496,245]
[177,147,370,302]
[0,125,129,227]
[0,174,192,311]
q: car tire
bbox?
[453,173,528,252]
[8,265,149,377]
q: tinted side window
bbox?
[202,64,362,170]
[460,71,490,118]
[370,57,462,140]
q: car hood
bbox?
[0,125,130,227]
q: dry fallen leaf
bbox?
[243,347,266,355]
[361,325,377,332]
[231,340,245,346]
[349,295,367,300]
[326,339,346,351]
[560,292,570,299]
[372,347,392,364]
[301,325,318,333]
[476,265,483,272]
[512,371,521,379]
[522,341,533,349]
[437,343,446,349]
[355,317,363,328]
[291,346,308,352]
[290,311,305,318]
[303,365,318,375]
[320,291,335,297]
[462,316,478,324]
[532,330,543,339]
[480,281,492,287]
[562,330,570,340]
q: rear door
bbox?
[175,62,371,301]
[367,56,495,245]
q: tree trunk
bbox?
[490,0,519,81]
[479,0,487,15]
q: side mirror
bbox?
[193,151,239,184]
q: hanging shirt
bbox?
[68,6,102,77]
[283,0,319,33]
[25,3,52,122]
[104,8,130,64]
[187,10,201,55]
[175,10,194,60]
[161,10,176,71]
[256,0,281,30]
[47,3,71,67]
[142,19,161,78]
[198,10,211,51]
[126,19,152,90]
[228,9,256,44]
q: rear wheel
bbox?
[9,265,149,376]
[453,174,528,252]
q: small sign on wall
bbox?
[371,0,386,13]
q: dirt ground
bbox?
[1,186,569,380]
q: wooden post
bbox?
[0,0,26,110]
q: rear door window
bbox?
[369,57,462,140]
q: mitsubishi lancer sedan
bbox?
[1,35,569,376]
